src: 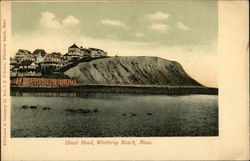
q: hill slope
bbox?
[64,56,203,86]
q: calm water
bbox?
[11,94,218,137]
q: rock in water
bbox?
[30,106,37,109]
[22,105,29,109]
[43,107,51,110]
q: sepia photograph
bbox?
[1,0,249,160]
[9,1,219,137]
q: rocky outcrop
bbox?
[11,78,79,87]
[64,56,203,86]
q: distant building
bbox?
[10,57,17,70]
[88,48,107,58]
[68,43,81,54]
[40,54,63,73]
[79,46,90,57]
[32,49,47,63]
[33,49,47,57]
[14,49,35,62]
[35,54,45,63]
[10,43,108,77]
[18,60,37,69]
[64,43,83,61]
[11,60,41,77]
[43,53,61,62]
[62,53,72,62]
[63,44,107,62]
[51,52,63,58]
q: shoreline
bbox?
[10,85,218,96]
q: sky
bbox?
[11,1,218,87]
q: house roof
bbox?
[81,48,90,51]
[69,43,79,49]
[33,49,47,57]
[51,52,62,57]
[89,47,104,52]
[45,54,58,58]
[17,60,34,67]
[17,49,32,55]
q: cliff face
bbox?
[11,78,79,87]
[64,56,202,86]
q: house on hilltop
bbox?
[10,43,108,77]
[33,49,47,63]
[40,53,63,73]
[18,60,37,69]
[88,47,107,58]
[68,43,81,55]
[15,49,35,62]
[10,60,41,77]
[33,49,47,57]
[51,52,63,58]
[80,46,91,57]
[63,43,108,62]
[10,57,17,69]
[43,53,61,62]
[63,43,83,62]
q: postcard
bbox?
[1,0,249,160]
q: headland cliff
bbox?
[11,56,218,95]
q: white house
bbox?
[40,54,63,72]
[33,49,47,63]
[88,48,107,58]
[68,43,81,55]
[36,54,44,63]
[12,60,41,77]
